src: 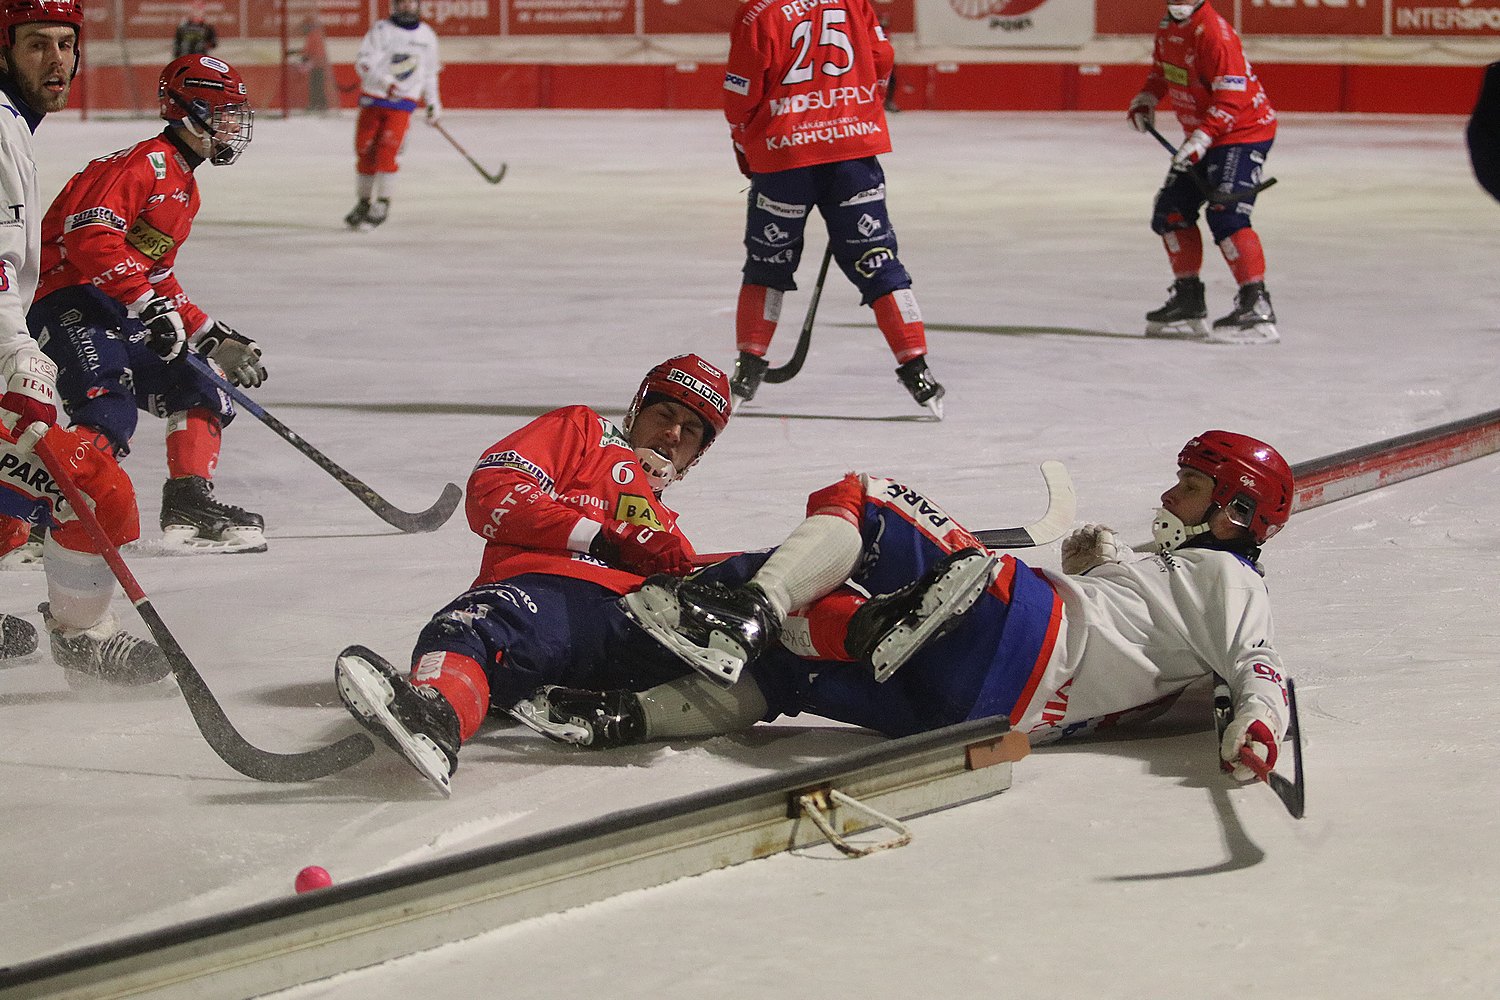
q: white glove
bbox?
[136,295,186,361]
[1171,129,1212,171]
[1127,91,1156,133]
[192,320,266,388]
[426,101,442,125]
[1060,523,1130,575]
[1220,699,1281,781]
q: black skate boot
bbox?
[344,198,371,229]
[729,351,770,403]
[1,613,38,659]
[160,476,267,554]
[336,644,460,794]
[895,356,945,419]
[1144,277,1209,339]
[363,197,391,229]
[845,547,998,682]
[621,576,781,687]
[39,602,171,686]
[510,686,647,749]
[1208,281,1279,345]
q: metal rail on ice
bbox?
[0,717,1027,1000]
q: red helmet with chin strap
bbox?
[623,354,732,463]
[0,0,82,41]
[1178,430,1293,544]
[159,54,254,166]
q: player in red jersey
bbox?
[1129,1,1279,345]
[27,54,268,558]
[334,355,736,792]
[723,0,943,417]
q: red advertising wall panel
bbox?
[1392,1,1500,36]
[509,0,635,34]
[1096,0,1168,34]
[1345,63,1486,110]
[1241,0,1382,36]
[248,1,369,38]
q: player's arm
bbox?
[355,26,395,95]
[723,16,768,143]
[56,158,162,309]
[1209,586,1291,780]
[861,0,894,87]
[0,139,56,447]
[1193,25,1256,142]
[465,408,606,552]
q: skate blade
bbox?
[335,652,452,796]
[620,589,746,687]
[508,695,592,746]
[872,553,998,683]
[1144,319,1209,339]
[924,396,944,421]
[160,524,268,555]
[63,668,180,698]
[1205,322,1279,346]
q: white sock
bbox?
[357,173,375,201]
[749,513,861,619]
[43,536,116,632]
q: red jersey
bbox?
[723,0,894,174]
[465,405,698,594]
[1142,3,1275,146]
[35,134,211,334]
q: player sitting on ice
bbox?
[26,54,267,555]
[522,431,1295,787]
[335,355,747,793]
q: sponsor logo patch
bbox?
[724,72,750,96]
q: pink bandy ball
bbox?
[294,865,334,893]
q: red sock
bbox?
[735,284,782,355]
[1162,227,1203,278]
[871,289,926,363]
[1219,228,1266,285]
[412,649,490,742]
[165,408,220,480]
[788,589,868,661]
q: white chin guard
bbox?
[1150,507,1212,551]
[635,447,679,493]
[1166,3,1199,21]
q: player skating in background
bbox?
[334,355,737,791]
[1129,1,1279,345]
[527,432,1294,787]
[345,0,441,231]
[0,2,173,684]
[28,54,267,561]
[722,0,943,416]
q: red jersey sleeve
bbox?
[466,407,596,552]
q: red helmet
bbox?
[624,354,732,459]
[1178,430,1293,544]
[0,0,82,41]
[158,55,254,166]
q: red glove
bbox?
[590,519,693,576]
[0,390,56,432]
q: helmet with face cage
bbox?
[158,54,253,166]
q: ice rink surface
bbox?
[3,109,1498,998]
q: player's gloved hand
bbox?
[733,143,752,179]
[138,296,187,361]
[1127,91,1156,133]
[0,349,58,453]
[426,101,442,125]
[192,321,267,388]
[1060,523,1130,575]
[590,519,694,576]
[1171,129,1212,171]
[1220,700,1281,781]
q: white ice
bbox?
[3,110,1498,998]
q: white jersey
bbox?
[0,83,51,400]
[1016,548,1290,745]
[355,18,441,108]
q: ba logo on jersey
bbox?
[613,494,665,532]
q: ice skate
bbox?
[846,547,998,682]
[361,197,390,230]
[1206,281,1279,345]
[335,644,459,795]
[1144,277,1209,339]
[160,476,267,554]
[0,523,44,570]
[621,576,781,687]
[40,603,171,687]
[895,356,945,419]
[510,686,646,749]
[729,351,770,403]
[343,198,370,230]
[1,613,38,659]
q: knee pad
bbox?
[1205,206,1253,244]
[44,427,140,552]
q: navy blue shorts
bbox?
[1151,139,1273,242]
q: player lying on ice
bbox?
[523,430,1296,786]
[340,412,1294,793]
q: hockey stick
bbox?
[432,120,507,185]
[32,435,375,782]
[692,460,1075,565]
[1213,673,1305,819]
[1146,125,1277,204]
[763,244,832,385]
[184,354,461,533]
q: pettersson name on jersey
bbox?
[768,84,884,117]
[765,120,883,151]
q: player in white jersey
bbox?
[517,431,1294,785]
[0,0,81,657]
[344,0,441,230]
